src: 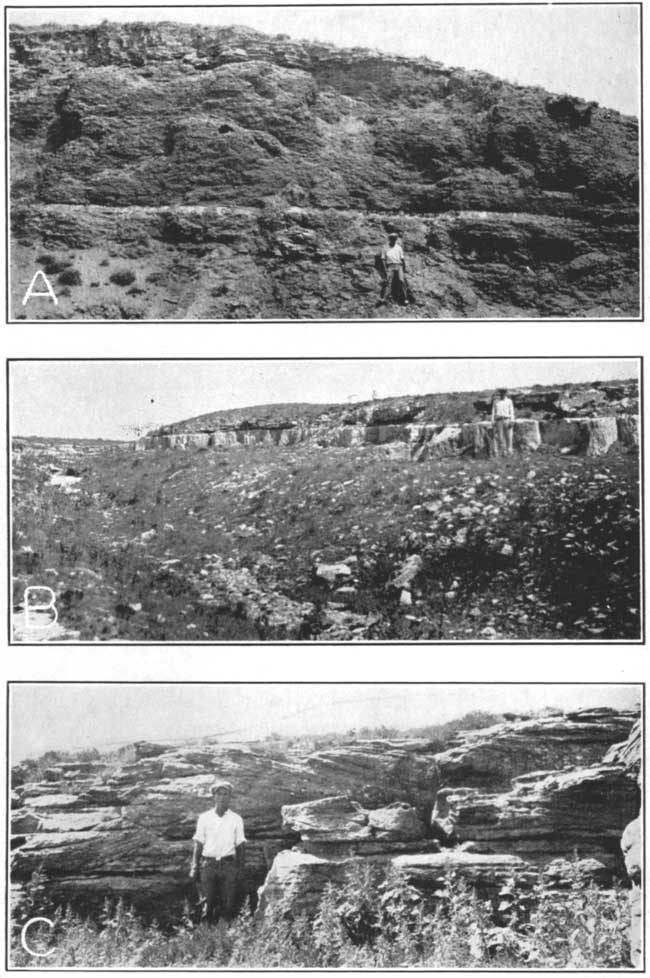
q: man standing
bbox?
[190,780,246,928]
[491,388,515,456]
[380,233,409,305]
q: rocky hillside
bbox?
[11,708,640,923]
[10,22,639,319]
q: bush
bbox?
[37,253,73,275]
[58,269,82,286]
[9,864,631,969]
[110,269,136,286]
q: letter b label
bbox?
[24,586,58,629]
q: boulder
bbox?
[512,419,541,451]
[315,563,353,584]
[391,554,423,590]
[431,763,638,872]
[540,416,618,455]
[460,422,494,457]
[392,851,537,898]
[282,796,370,841]
[580,416,619,456]
[622,816,641,968]
[617,414,639,448]
[434,710,637,790]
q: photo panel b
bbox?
[9,356,642,644]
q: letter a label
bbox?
[22,270,58,305]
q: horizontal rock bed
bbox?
[10,709,640,923]
[138,414,638,458]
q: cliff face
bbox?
[10,22,639,319]
[11,709,640,923]
[140,380,639,459]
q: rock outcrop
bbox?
[10,737,439,919]
[140,415,636,459]
[11,708,640,925]
[135,379,639,459]
[10,22,638,319]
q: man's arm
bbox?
[235,841,246,872]
[190,840,203,878]
[508,399,515,421]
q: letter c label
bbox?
[21,917,55,957]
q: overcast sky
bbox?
[10,358,638,440]
[9,5,640,116]
[10,683,640,761]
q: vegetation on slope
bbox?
[12,442,639,640]
[11,863,631,968]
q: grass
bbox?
[10,863,632,969]
[12,442,640,641]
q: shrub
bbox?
[58,268,82,286]
[37,253,73,274]
[8,864,631,969]
[109,269,136,286]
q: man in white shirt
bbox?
[491,388,515,456]
[380,233,409,305]
[190,780,246,925]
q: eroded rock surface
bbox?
[10,22,638,319]
[137,380,639,459]
[11,708,641,924]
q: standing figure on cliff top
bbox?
[379,233,410,306]
[491,388,515,456]
[190,780,246,930]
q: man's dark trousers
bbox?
[199,856,239,923]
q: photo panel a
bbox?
[7,4,641,322]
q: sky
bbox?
[10,683,641,761]
[10,358,639,440]
[9,5,640,116]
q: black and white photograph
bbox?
[8,682,643,969]
[9,357,642,643]
[7,4,640,322]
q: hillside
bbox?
[10,22,639,319]
[156,378,638,433]
[12,429,640,641]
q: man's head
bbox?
[211,780,233,814]
[388,233,398,245]
[497,388,507,398]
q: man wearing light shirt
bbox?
[190,780,246,926]
[380,233,409,305]
[491,388,515,456]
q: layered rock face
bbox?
[11,738,439,919]
[139,380,639,459]
[257,709,640,915]
[10,22,638,318]
[11,708,640,923]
